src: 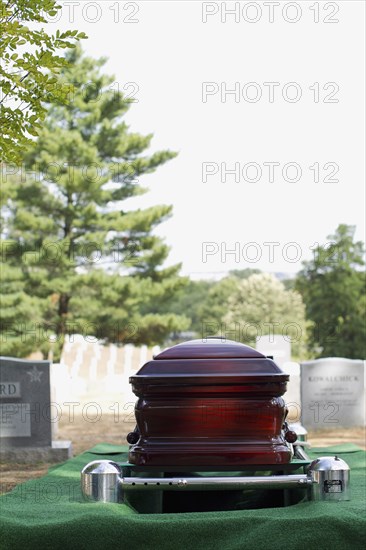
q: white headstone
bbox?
[121,344,134,404]
[139,345,147,367]
[89,357,97,381]
[300,358,365,429]
[282,361,301,422]
[256,334,291,367]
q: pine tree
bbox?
[0,47,188,359]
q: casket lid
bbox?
[155,338,265,360]
[132,338,288,382]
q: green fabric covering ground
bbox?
[0,444,365,550]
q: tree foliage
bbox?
[0,0,87,164]
[295,224,365,359]
[229,268,261,280]
[171,271,306,357]
[224,273,306,357]
[199,276,240,337]
[155,279,215,336]
[0,262,44,357]
[165,270,259,338]
[0,47,188,359]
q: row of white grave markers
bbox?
[53,336,161,412]
[54,334,365,428]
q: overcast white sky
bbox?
[50,1,365,278]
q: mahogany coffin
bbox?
[128,338,292,467]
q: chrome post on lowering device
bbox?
[80,456,350,504]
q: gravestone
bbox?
[0,356,72,463]
[256,334,291,367]
[281,362,301,422]
[300,358,365,430]
[256,336,300,420]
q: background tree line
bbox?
[162,224,365,360]
[1,4,364,361]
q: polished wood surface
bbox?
[128,339,292,467]
[155,338,266,360]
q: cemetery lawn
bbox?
[0,416,365,495]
